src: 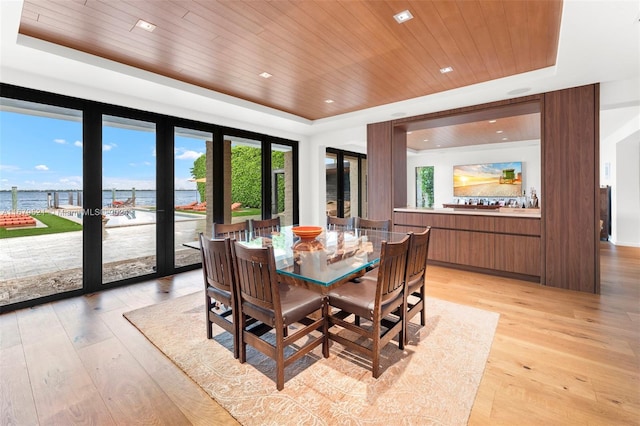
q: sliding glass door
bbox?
[101,115,156,284]
[0,98,83,306]
[0,83,299,312]
[326,148,366,219]
[226,135,262,224]
[174,126,209,268]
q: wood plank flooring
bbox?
[1,242,638,425]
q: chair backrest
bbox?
[251,217,281,237]
[357,218,391,232]
[327,215,355,231]
[213,221,250,240]
[405,227,431,287]
[374,234,411,306]
[232,242,282,321]
[199,233,235,294]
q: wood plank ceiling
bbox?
[18,0,563,121]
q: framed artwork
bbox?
[453,162,522,197]
[416,166,434,208]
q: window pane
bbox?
[271,143,293,226]
[227,135,262,224]
[325,153,338,216]
[343,155,359,219]
[102,115,156,284]
[0,98,83,305]
[174,126,208,268]
[416,166,435,208]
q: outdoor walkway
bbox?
[0,219,206,281]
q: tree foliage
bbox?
[418,166,434,208]
[231,146,262,208]
[189,147,287,210]
[191,154,207,202]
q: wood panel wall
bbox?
[542,84,600,293]
[366,121,393,220]
[368,84,600,293]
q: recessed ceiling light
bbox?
[324,99,334,104]
[496,130,503,134]
[489,120,497,123]
[135,19,156,32]
[393,10,413,23]
[436,144,441,147]
[423,139,429,142]
[439,66,453,74]
[502,137,508,141]
[407,131,412,135]
[259,72,272,79]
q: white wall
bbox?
[613,132,640,247]
[406,142,541,208]
[600,78,640,247]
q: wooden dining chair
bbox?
[326,215,355,231]
[356,218,391,232]
[403,227,431,345]
[232,241,329,390]
[251,216,281,238]
[326,234,410,378]
[213,221,250,240]
[356,218,392,274]
[199,233,239,358]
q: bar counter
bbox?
[393,207,541,281]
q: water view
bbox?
[0,190,200,212]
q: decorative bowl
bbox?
[292,226,323,240]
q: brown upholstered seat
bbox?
[199,234,239,358]
[213,221,250,240]
[232,241,328,390]
[403,227,431,344]
[251,216,281,238]
[327,234,410,378]
[327,215,355,231]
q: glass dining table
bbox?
[188,225,408,294]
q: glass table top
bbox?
[238,225,408,287]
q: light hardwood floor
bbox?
[1,242,638,425]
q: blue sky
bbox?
[0,111,205,191]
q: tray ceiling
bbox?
[18,0,562,121]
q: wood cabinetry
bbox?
[394,210,541,281]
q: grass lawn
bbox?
[232,208,261,217]
[0,213,82,239]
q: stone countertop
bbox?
[394,207,541,219]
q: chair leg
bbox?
[322,301,329,358]
[420,286,427,326]
[206,296,213,340]
[372,323,381,378]
[276,328,285,391]
[398,309,405,351]
[238,314,247,364]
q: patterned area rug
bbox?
[124,292,499,425]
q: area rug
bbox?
[124,292,499,425]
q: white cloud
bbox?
[0,164,20,172]
[152,148,156,157]
[103,143,116,151]
[74,140,83,147]
[143,161,151,166]
[54,138,67,144]
[176,149,204,160]
[35,164,49,171]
